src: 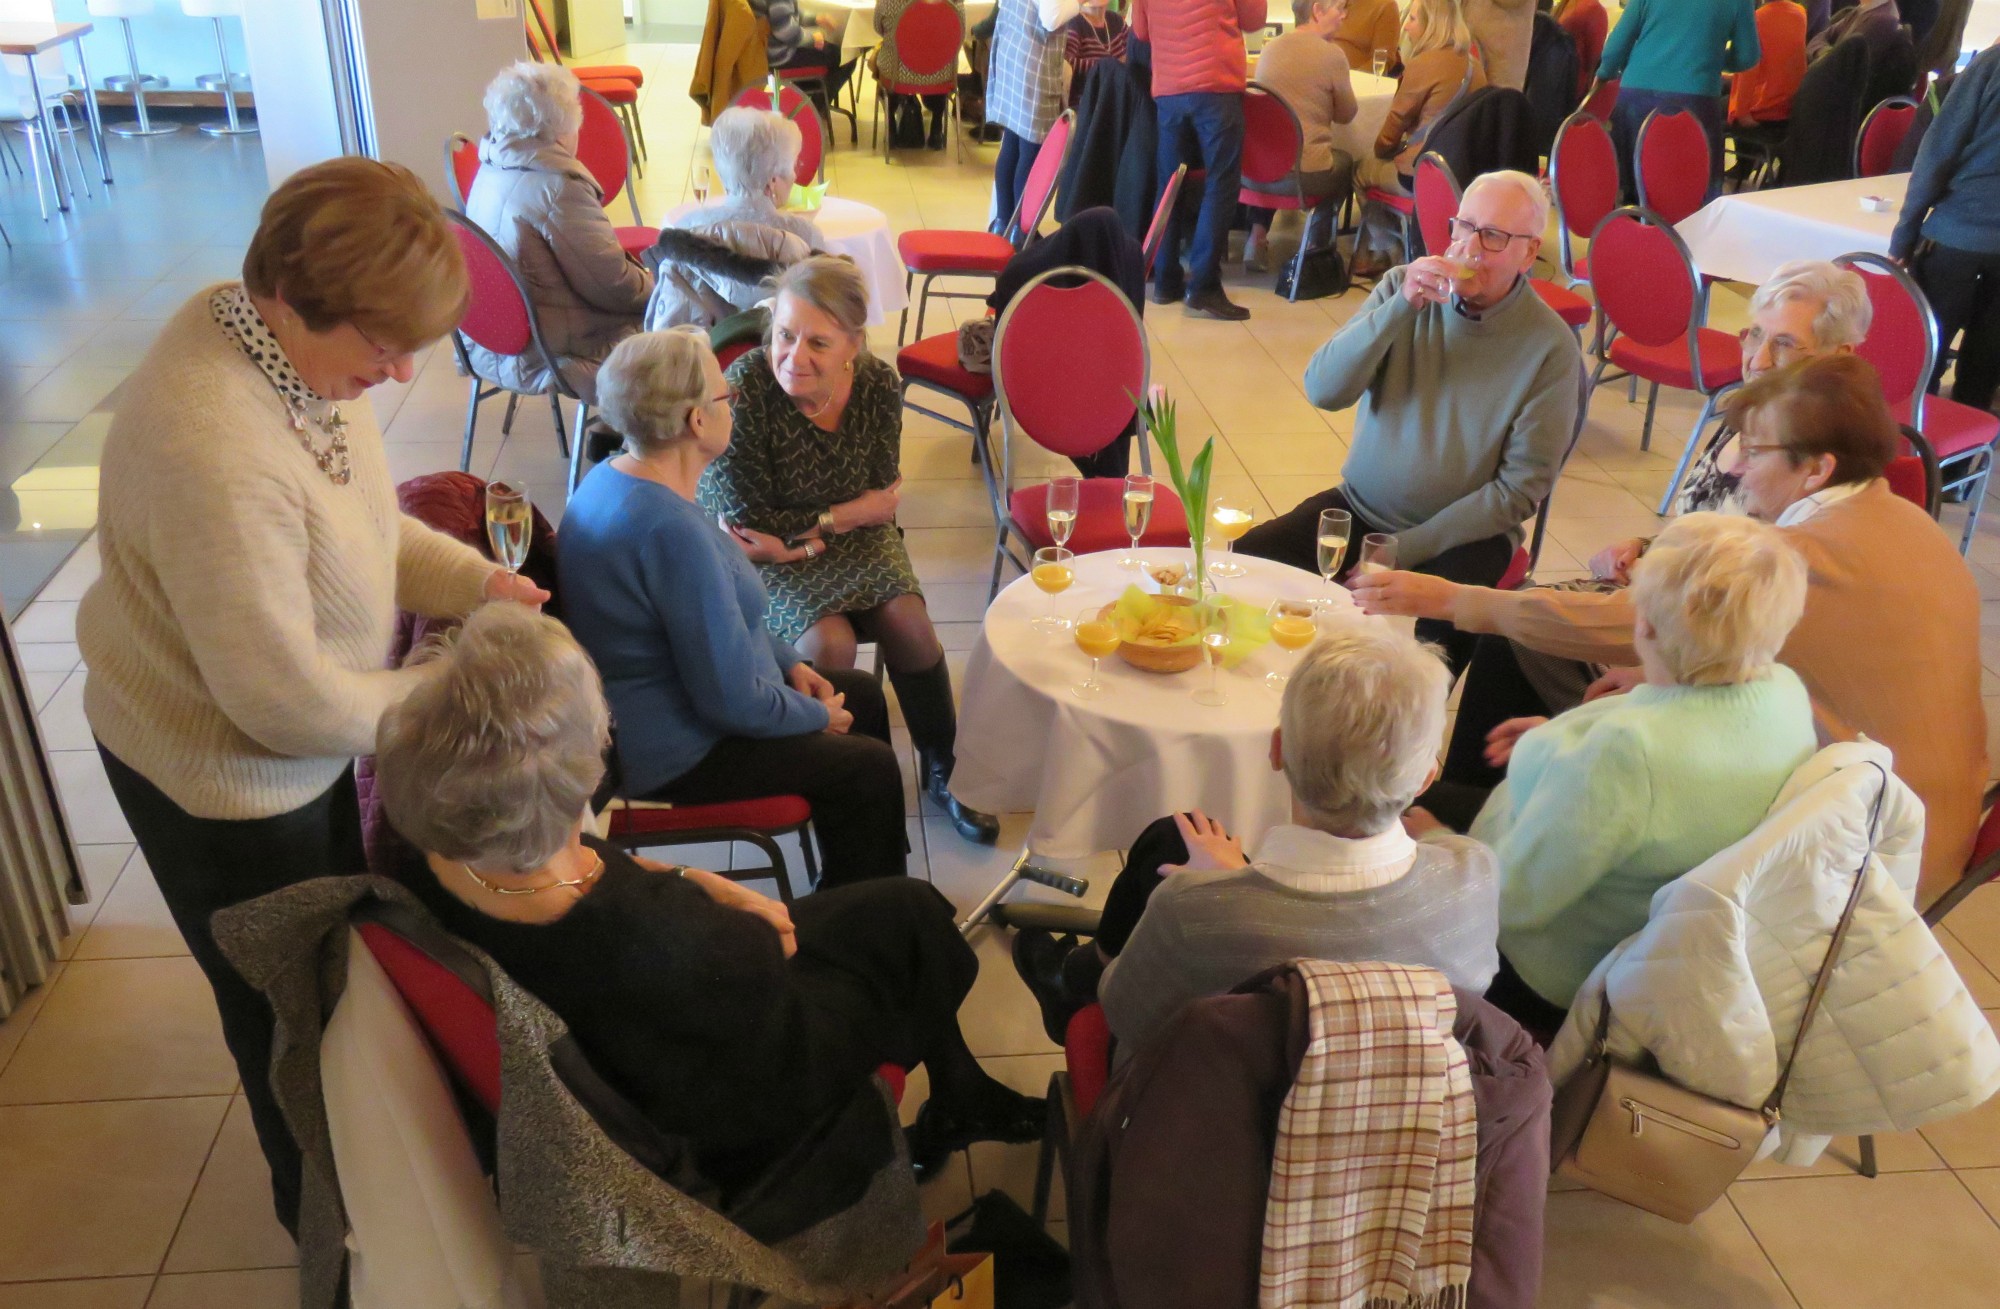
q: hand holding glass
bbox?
[1353,533,1398,579]
[1192,603,1231,706]
[1030,546,1074,634]
[1121,474,1154,569]
[1266,599,1317,691]
[1046,476,1079,549]
[485,481,530,574]
[1073,606,1119,699]
[1208,496,1255,579]
[1315,507,1352,609]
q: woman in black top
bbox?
[372,604,1042,1226]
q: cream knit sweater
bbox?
[78,287,497,821]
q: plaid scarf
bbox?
[1259,961,1476,1309]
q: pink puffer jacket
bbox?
[1132,0,1268,97]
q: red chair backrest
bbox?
[356,919,504,1115]
[526,0,561,61]
[889,0,964,83]
[1240,84,1303,189]
[1412,151,1461,258]
[995,267,1146,459]
[450,215,538,357]
[1838,252,1938,426]
[729,83,826,185]
[1635,108,1709,226]
[576,86,630,209]
[1581,76,1619,121]
[1065,1003,1112,1120]
[1012,109,1074,245]
[1588,207,1701,350]
[1856,97,1918,178]
[1885,455,1929,509]
[1551,111,1619,241]
[715,340,757,371]
[447,133,480,211]
[1144,164,1187,276]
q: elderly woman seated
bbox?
[1012,627,1502,1059]
[558,327,910,887]
[373,604,1046,1218]
[464,62,653,404]
[700,257,999,845]
[647,107,824,331]
[1405,514,1817,1032]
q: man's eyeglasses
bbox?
[1739,326,1808,367]
[1447,217,1534,253]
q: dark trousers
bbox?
[1913,241,2000,413]
[98,745,368,1237]
[1483,953,1571,1042]
[994,128,1040,231]
[644,668,908,887]
[779,52,858,101]
[1440,633,1560,792]
[1095,814,1192,957]
[1154,91,1245,297]
[1609,88,1725,203]
[1244,159,1353,253]
[1235,486,1515,674]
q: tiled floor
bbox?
[6,37,2000,1309]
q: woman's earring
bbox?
[844,360,853,372]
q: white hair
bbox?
[1748,260,1874,349]
[1464,169,1552,240]
[376,604,610,873]
[596,327,716,457]
[482,61,584,145]
[710,106,802,199]
[1630,514,1808,688]
[1279,627,1452,836]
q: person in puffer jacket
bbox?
[464,62,654,406]
[1136,0,1267,319]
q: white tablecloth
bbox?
[1676,174,1908,287]
[658,196,909,326]
[808,0,998,65]
[952,548,1383,858]
[1330,71,1398,167]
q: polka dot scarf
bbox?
[210,284,352,485]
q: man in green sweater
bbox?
[1237,170,1581,670]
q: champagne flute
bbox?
[1046,476,1079,550]
[1030,546,1074,634]
[1191,602,1231,706]
[485,480,531,574]
[1265,598,1318,691]
[1316,507,1352,610]
[1371,48,1390,76]
[1355,533,1398,578]
[1208,495,1255,580]
[1121,473,1155,569]
[1072,605,1120,699]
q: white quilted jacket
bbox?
[1548,741,2000,1165]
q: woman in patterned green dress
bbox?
[700,256,999,844]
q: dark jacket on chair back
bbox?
[1780,35,1872,182]
[1055,58,1158,236]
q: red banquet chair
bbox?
[871,0,966,160]
[988,266,1189,598]
[1634,108,1709,226]
[729,82,826,185]
[525,0,647,165]
[1143,163,1188,277]
[895,108,1074,345]
[596,795,819,904]
[1887,423,1944,519]
[446,132,480,211]
[1584,206,1743,513]
[1580,76,1620,122]
[1855,96,1919,179]
[1237,84,1342,302]
[578,87,659,258]
[1549,110,1620,286]
[1411,152,1592,331]
[1030,1003,1111,1226]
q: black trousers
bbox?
[644,667,908,887]
[1440,633,1559,792]
[98,745,368,1237]
[1235,486,1515,675]
[1913,241,2000,413]
[1096,815,1193,958]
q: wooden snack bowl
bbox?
[1100,596,1204,674]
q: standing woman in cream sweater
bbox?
[75,158,545,1233]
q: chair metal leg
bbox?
[198,19,257,136]
[501,391,520,435]
[567,398,592,494]
[1958,452,1993,556]
[897,271,914,346]
[53,102,91,202]
[1640,381,1660,450]
[547,389,568,455]
[460,379,482,472]
[1658,392,1722,514]
[20,123,56,219]
[1857,1134,1879,1178]
[108,18,178,137]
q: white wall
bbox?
[346,0,526,200]
[240,0,343,189]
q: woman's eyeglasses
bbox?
[1446,217,1533,252]
[354,324,414,366]
[1738,326,1807,367]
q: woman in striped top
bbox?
[1064,0,1129,107]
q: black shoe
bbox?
[1185,286,1250,321]
[923,753,1000,844]
[1012,928,1083,1045]
[906,1089,1048,1182]
[927,119,948,151]
[1149,277,1186,306]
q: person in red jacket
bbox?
[1554,0,1608,98]
[1136,0,1269,319]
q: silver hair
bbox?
[1748,260,1874,349]
[482,61,584,145]
[1279,626,1452,836]
[596,327,716,457]
[375,604,611,873]
[710,106,803,199]
[1630,514,1807,687]
[1465,169,1552,240]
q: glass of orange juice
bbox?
[1208,496,1255,580]
[1073,606,1120,698]
[1030,546,1074,634]
[1266,599,1318,691]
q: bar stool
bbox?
[90,0,179,137]
[180,0,255,136]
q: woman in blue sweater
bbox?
[1409,513,1817,1031]
[557,327,907,886]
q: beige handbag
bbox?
[1549,769,1887,1223]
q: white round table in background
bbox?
[952,548,1385,858]
[658,196,910,326]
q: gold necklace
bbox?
[459,852,605,897]
[799,388,837,421]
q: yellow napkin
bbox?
[787,181,829,212]
[1109,587,1272,669]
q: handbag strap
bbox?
[1761,762,1890,1119]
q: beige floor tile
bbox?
[13,602,78,644]
[71,851,185,962]
[0,957,235,1105]
[1226,432,1345,479]
[0,964,64,1081]
[47,752,133,846]
[0,1097,228,1281]
[162,1097,296,1273]
[1537,1189,1797,1309]
[0,1280,151,1309]
[26,669,67,715]
[1917,1058,2000,1170]
[143,1269,297,1309]
[1729,1171,2000,1309]
[1944,886,2000,980]
[965,1052,1065,1221]
[33,537,100,604]
[1737,1128,1943,1180]
[1961,1167,2000,1226]
[1941,926,2000,1009]
[59,843,137,958]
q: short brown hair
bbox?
[1720,353,1897,487]
[242,157,468,352]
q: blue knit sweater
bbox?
[1892,45,2000,259]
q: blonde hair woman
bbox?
[76,156,546,1233]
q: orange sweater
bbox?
[1333,0,1402,73]
[1452,482,1987,905]
[1729,1,1808,124]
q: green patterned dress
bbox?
[699,348,923,643]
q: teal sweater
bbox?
[1472,667,1815,1007]
[1595,0,1761,97]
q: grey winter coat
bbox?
[464,135,654,404]
[644,197,821,330]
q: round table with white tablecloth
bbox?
[1329,70,1399,168]
[951,548,1386,859]
[1675,174,1908,287]
[658,196,910,326]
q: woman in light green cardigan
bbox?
[1410,513,1818,1031]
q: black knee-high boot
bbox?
[891,656,1000,845]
